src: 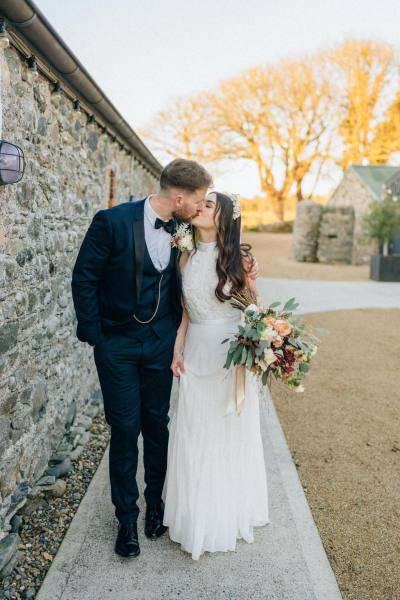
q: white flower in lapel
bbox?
[171,223,194,252]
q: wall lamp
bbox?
[0,140,25,185]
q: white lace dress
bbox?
[162,240,270,560]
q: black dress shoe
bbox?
[145,501,167,539]
[115,521,140,557]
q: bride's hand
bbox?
[171,346,185,377]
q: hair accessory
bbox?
[222,191,241,220]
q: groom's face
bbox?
[172,187,207,222]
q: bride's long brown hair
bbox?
[195,192,253,302]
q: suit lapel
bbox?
[132,199,146,304]
[131,204,182,308]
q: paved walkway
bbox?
[37,278,400,600]
[257,278,400,314]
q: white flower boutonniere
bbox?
[171,223,194,253]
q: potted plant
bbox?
[363,193,400,282]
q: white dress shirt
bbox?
[143,195,172,272]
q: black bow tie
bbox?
[154,217,175,235]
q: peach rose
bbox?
[273,319,292,337]
[263,317,275,327]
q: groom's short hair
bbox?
[160,158,212,192]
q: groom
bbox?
[71,158,257,558]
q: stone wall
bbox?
[317,206,354,264]
[328,169,378,264]
[0,44,158,543]
[293,201,355,265]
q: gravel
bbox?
[273,308,400,600]
[242,231,370,281]
[0,411,110,599]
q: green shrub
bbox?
[363,194,400,255]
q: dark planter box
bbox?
[370,254,400,282]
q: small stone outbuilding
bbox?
[328,165,400,264]
[293,165,400,265]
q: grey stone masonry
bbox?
[292,200,322,262]
[317,206,354,264]
[328,169,378,265]
[0,42,158,551]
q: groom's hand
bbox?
[245,255,259,280]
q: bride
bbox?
[162,191,270,560]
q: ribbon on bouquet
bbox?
[224,364,246,416]
[235,364,246,415]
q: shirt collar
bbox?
[144,195,163,227]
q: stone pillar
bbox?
[292,200,322,262]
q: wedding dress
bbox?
[162,240,270,560]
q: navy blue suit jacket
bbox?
[71,198,182,346]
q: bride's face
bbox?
[191,192,218,231]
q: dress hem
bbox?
[165,519,271,561]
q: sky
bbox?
[36,0,400,197]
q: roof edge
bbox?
[0,0,162,178]
[349,165,400,201]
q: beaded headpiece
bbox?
[221,191,241,220]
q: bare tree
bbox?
[206,60,334,220]
[140,39,400,222]
[139,95,212,163]
[369,90,400,163]
[328,40,397,169]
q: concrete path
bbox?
[37,395,342,600]
[37,277,400,600]
[257,278,400,314]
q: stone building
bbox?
[0,0,161,556]
[293,201,355,264]
[328,165,400,264]
[293,165,400,266]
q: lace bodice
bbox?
[182,241,241,323]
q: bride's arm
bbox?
[171,251,190,377]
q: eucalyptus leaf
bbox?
[268,301,281,309]
[241,345,248,364]
[246,349,254,368]
[233,344,244,364]
[258,340,269,351]
[257,321,266,334]
[224,352,233,369]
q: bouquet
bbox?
[223,289,319,393]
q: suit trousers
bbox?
[93,323,175,524]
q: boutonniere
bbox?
[171,223,194,253]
